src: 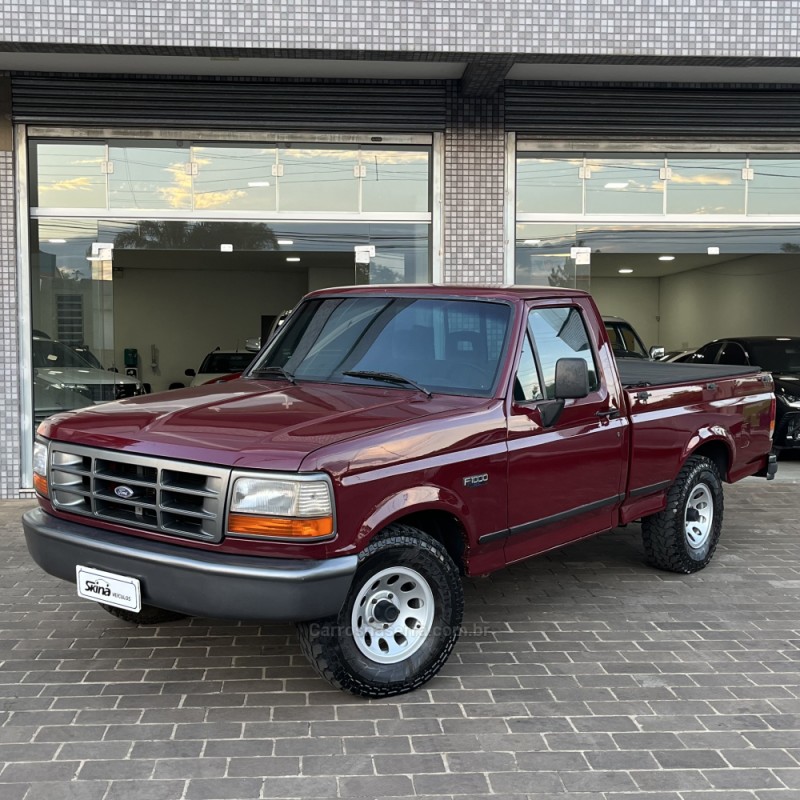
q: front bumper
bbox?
[22,508,356,622]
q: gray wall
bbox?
[1,2,798,58]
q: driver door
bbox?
[504,302,627,564]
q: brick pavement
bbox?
[1,468,799,800]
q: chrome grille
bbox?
[48,443,230,542]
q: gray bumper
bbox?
[22,508,357,622]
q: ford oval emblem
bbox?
[114,485,135,499]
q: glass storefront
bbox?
[516,152,800,219]
[514,146,800,358]
[27,135,435,423]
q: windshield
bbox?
[33,338,97,369]
[249,296,512,397]
[199,352,256,374]
[746,340,800,373]
[605,321,648,359]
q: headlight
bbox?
[65,383,92,398]
[227,475,334,540]
[32,440,49,497]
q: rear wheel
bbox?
[641,455,723,573]
[297,524,464,697]
[100,603,188,625]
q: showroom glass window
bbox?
[26,136,434,428]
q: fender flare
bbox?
[681,425,734,480]
[352,485,471,552]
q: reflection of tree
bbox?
[548,258,573,288]
[112,221,279,250]
[780,242,800,253]
[356,262,402,284]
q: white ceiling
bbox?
[507,62,800,84]
[3,51,799,85]
[0,51,467,79]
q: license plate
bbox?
[76,565,141,612]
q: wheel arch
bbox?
[683,432,732,481]
[354,487,471,573]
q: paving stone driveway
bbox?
[1,468,799,800]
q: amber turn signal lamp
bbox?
[228,514,333,539]
[33,473,49,498]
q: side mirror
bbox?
[649,345,666,360]
[554,358,590,399]
[185,368,196,377]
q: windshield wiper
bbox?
[250,366,296,384]
[344,370,432,398]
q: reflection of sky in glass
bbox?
[667,158,744,215]
[32,142,432,216]
[34,143,107,208]
[585,159,663,214]
[749,159,800,215]
[280,147,359,212]
[109,146,191,210]
[517,157,582,213]
[192,146,277,211]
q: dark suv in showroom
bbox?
[686,336,800,448]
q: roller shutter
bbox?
[507,82,800,141]
[11,75,446,132]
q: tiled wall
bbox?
[443,89,506,283]
[0,149,22,499]
[1,2,799,58]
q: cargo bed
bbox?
[615,358,760,389]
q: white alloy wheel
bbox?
[684,482,714,550]
[351,565,435,664]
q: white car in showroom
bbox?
[184,348,257,387]
[33,335,144,419]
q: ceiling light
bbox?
[247,181,270,187]
[707,246,720,255]
[286,257,301,262]
[618,268,633,274]
[604,182,630,189]
[47,238,67,244]
[523,239,541,245]
[658,255,675,261]
[277,239,294,245]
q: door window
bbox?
[717,342,748,365]
[528,307,599,397]
[514,332,543,402]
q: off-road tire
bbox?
[297,524,464,698]
[100,603,188,625]
[641,455,724,573]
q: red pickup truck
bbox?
[23,286,777,697]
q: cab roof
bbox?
[305,284,589,303]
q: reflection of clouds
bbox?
[195,189,247,209]
[670,173,733,186]
[40,176,97,194]
[157,163,193,208]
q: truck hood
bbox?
[38,378,485,471]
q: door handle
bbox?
[596,408,620,419]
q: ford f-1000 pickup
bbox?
[23,286,777,696]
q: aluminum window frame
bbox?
[18,125,443,491]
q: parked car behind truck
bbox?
[684,336,800,449]
[24,286,777,697]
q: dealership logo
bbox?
[114,485,135,499]
[84,578,111,597]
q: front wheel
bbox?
[641,455,724,573]
[297,524,464,697]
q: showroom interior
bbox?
[27,133,800,399]
[4,13,800,497]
